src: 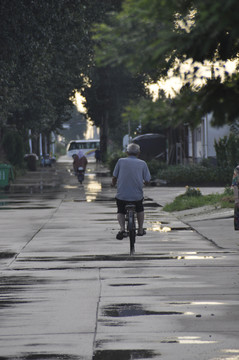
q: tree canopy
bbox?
[0,0,122,136]
[2,0,239,163]
[82,65,148,157]
[94,0,239,129]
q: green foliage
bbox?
[184,186,202,197]
[223,186,234,196]
[93,0,179,79]
[95,0,239,75]
[0,0,123,138]
[82,65,147,158]
[60,107,87,144]
[107,151,126,175]
[214,134,239,168]
[94,0,239,129]
[199,158,213,168]
[146,159,167,179]
[1,130,25,166]
[122,92,171,132]
[158,164,233,186]
[163,187,234,212]
[55,142,66,158]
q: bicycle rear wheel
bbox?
[128,210,136,255]
[78,172,84,184]
[129,230,135,255]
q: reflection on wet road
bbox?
[0,161,239,360]
[85,174,102,202]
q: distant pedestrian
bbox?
[232,165,239,230]
[95,148,101,163]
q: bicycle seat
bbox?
[125,204,136,211]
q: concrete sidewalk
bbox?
[0,162,238,360]
[145,186,237,251]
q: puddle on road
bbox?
[63,185,79,189]
[110,283,146,287]
[0,355,80,360]
[0,195,56,210]
[93,349,157,360]
[16,251,217,264]
[147,225,172,233]
[102,303,183,317]
[144,202,161,208]
[146,221,194,233]
[0,275,50,309]
[177,255,215,260]
[64,175,103,203]
[0,200,29,207]
[161,336,217,345]
[0,206,55,210]
[0,252,16,259]
[85,178,102,202]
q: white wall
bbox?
[207,118,230,158]
[188,113,230,161]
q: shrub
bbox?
[163,186,234,212]
[55,142,66,157]
[107,151,126,175]
[146,159,167,179]
[215,134,239,168]
[1,130,25,166]
[184,186,202,197]
[158,164,233,186]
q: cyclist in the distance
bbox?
[111,143,151,240]
[72,150,88,174]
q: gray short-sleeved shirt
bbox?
[113,156,151,201]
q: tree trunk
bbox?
[100,111,109,162]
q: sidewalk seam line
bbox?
[92,267,102,356]
[7,197,65,268]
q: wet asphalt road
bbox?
[0,160,239,360]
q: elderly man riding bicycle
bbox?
[111,143,151,240]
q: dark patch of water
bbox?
[0,355,81,360]
[93,349,157,360]
[144,202,161,207]
[102,303,183,317]
[110,283,146,287]
[0,252,16,259]
[0,276,50,309]
[0,206,55,210]
[17,253,216,263]
[170,227,192,231]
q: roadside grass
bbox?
[163,187,234,212]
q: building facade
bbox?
[188,113,230,163]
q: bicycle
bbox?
[77,166,85,184]
[125,204,136,255]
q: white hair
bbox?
[127,143,140,155]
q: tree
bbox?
[82,65,148,160]
[60,106,87,144]
[0,0,123,159]
[93,0,239,128]
[0,0,131,164]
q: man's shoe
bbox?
[116,231,127,240]
[137,230,146,236]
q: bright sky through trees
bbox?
[150,59,237,99]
